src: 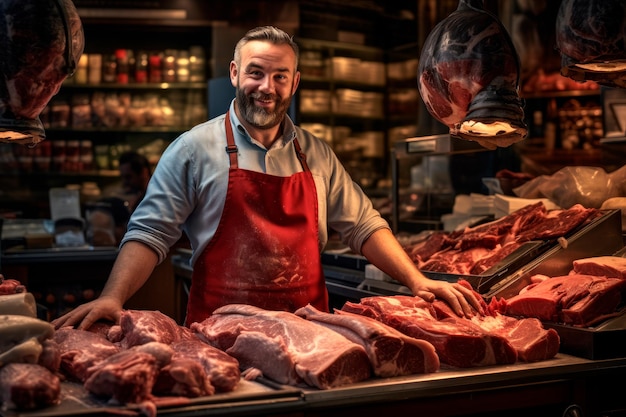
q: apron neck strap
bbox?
[225,110,309,172]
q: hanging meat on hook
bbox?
[0,0,84,145]
[556,0,626,88]
[418,0,528,150]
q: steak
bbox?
[572,256,626,279]
[503,274,626,327]
[0,363,61,410]
[191,304,371,389]
[114,309,191,348]
[404,202,598,277]
[83,342,173,405]
[342,296,517,368]
[164,339,240,393]
[53,326,120,382]
[295,304,440,377]
[432,299,559,363]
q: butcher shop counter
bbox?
[3,353,626,417]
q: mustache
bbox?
[249,93,278,101]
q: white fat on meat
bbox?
[0,292,37,317]
[0,315,54,360]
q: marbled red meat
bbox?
[503,274,626,327]
[404,202,598,277]
[191,304,371,389]
[164,339,240,393]
[0,363,60,410]
[342,295,517,368]
[295,304,440,377]
[115,309,192,348]
[83,342,173,405]
[53,326,120,382]
[573,256,626,279]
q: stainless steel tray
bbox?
[487,209,625,359]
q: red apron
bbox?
[185,112,328,325]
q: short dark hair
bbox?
[234,26,299,69]
[119,151,150,175]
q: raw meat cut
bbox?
[404,202,598,277]
[0,315,54,364]
[341,296,517,368]
[572,256,626,279]
[191,304,371,389]
[295,304,440,376]
[418,0,527,149]
[0,292,37,317]
[0,277,26,295]
[503,274,626,327]
[83,342,173,405]
[433,298,559,363]
[556,0,626,88]
[0,0,84,144]
[54,326,120,382]
[154,338,240,397]
[0,363,60,410]
[114,309,192,348]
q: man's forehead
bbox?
[241,41,296,67]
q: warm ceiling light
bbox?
[556,0,626,88]
[418,0,528,150]
[0,0,84,145]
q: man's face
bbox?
[231,40,300,129]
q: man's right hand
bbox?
[51,295,123,330]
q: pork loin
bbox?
[191,304,371,389]
[295,304,440,376]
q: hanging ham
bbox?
[0,0,84,145]
[418,0,527,149]
[556,0,626,88]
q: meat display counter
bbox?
[4,354,626,417]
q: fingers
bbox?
[416,282,484,318]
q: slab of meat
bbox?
[53,326,120,382]
[294,304,440,377]
[155,338,240,396]
[404,202,599,277]
[341,296,517,368]
[572,256,626,279]
[0,363,60,410]
[0,315,54,366]
[113,309,192,348]
[191,304,371,389]
[84,342,173,405]
[433,299,559,363]
[503,274,626,327]
[0,276,26,295]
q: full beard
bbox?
[236,87,292,129]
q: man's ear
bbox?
[229,61,238,87]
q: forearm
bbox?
[101,240,159,304]
[360,228,427,295]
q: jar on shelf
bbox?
[88,54,102,84]
[115,48,130,84]
[149,52,162,83]
[163,49,177,83]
